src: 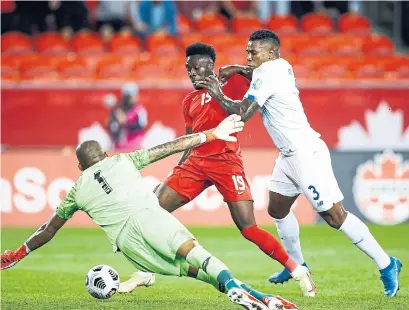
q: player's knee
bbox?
[320,202,347,229]
[267,204,287,219]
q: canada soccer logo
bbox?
[353,150,409,225]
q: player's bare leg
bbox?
[155,183,188,213]
[319,202,402,297]
[177,239,298,310]
[266,192,315,296]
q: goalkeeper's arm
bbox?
[1,214,67,270]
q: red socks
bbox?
[241,225,297,272]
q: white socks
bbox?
[185,245,229,279]
[339,212,390,270]
[275,211,305,265]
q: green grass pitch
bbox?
[1,224,408,309]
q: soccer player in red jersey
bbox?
[155,42,315,296]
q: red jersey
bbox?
[182,74,250,157]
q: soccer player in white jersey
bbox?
[0,115,299,310]
[196,29,402,297]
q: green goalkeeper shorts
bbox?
[116,206,194,276]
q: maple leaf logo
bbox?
[353,150,409,225]
[338,101,409,150]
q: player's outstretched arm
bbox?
[195,76,260,122]
[1,214,67,270]
[146,115,244,164]
[219,65,253,83]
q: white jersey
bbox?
[244,58,320,155]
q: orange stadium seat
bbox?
[279,34,309,54]
[349,57,385,79]
[36,32,70,54]
[327,35,362,55]
[205,33,247,55]
[19,55,58,82]
[1,31,33,54]
[95,54,130,80]
[72,31,105,54]
[292,39,328,55]
[362,34,394,55]
[301,13,334,33]
[180,32,205,50]
[145,33,179,54]
[231,16,263,34]
[178,14,193,34]
[339,13,371,34]
[195,14,228,34]
[108,33,142,55]
[378,55,409,79]
[266,15,298,33]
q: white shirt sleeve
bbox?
[244,67,272,107]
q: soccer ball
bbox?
[85,265,120,299]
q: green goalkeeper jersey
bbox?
[56,150,156,252]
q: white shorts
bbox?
[269,138,344,212]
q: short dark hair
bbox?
[186,42,216,63]
[249,29,280,47]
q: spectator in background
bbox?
[220,0,258,19]
[132,1,178,36]
[402,1,409,46]
[13,1,51,34]
[257,1,291,23]
[96,0,130,41]
[53,1,89,40]
[107,84,148,151]
[176,1,220,21]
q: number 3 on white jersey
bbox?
[201,93,211,105]
[232,175,245,192]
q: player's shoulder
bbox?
[255,58,291,76]
[182,89,200,107]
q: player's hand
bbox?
[195,75,223,99]
[1,245,28,270]
[219,65,253,83]
[212,114,244,142]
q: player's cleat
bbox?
[228,287,269,310]
[292,265,316,297]
[268,263,309,284]
[1,246,28,270]
[380,256,402,297]
[118,271,155,293]
[263,296,299,310]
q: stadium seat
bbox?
[195,14,228,34]
[108,33,142,55]
[349,57,385,79]
[1,31,33,54]
[180,32,205,50]
[378,55,409,79]
[1,70,20,83]
[19,55,58,82]
[293,39,328,55]
[231,16,263,34]
[58,56,88,75]
[145,33,179,54]
[280,34,309,54]
[205,34,247,55]
[266,15,298,33]
[177,14,193,34]
[36,32,70,55]
[301,13,334,33]
[72,31,105,54]
[339,13,371,34]
[96,54,128,79]
[327,35,362,55]
[362,34,394,55]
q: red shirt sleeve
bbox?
[182,95,193,128]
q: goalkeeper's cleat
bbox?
[263,296,299,310]
[118,271,155,293]
[227,287,268,310]
[292,265,316,297]
[268,263,309,284]
[380,256,402,297]
[1,246,28,270]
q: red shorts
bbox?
[164,154,253,202]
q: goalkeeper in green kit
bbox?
[1,115,297,310]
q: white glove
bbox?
[212,114,244,142]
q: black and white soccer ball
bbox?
[85,265,120,299]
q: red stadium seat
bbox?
[1,31,33,54]
[36,32,70,55]
[108,33,142,55]
[362,34,394,55]
[327,36,362,55]
[205,34,247,55]
[292,39,328,55]
[267,15,298,33]
[301,13,334,33]
[339,13,371,34]
[349,57,385,79]
[378,55,409,79]
[19,55,58,82]
[279,34,309,54]
[178,14,193,34]
[195,14,228,34]
[96,54,128,79]
[145,33,179,54]
[231,16,263,34]
[72,31,105,54]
